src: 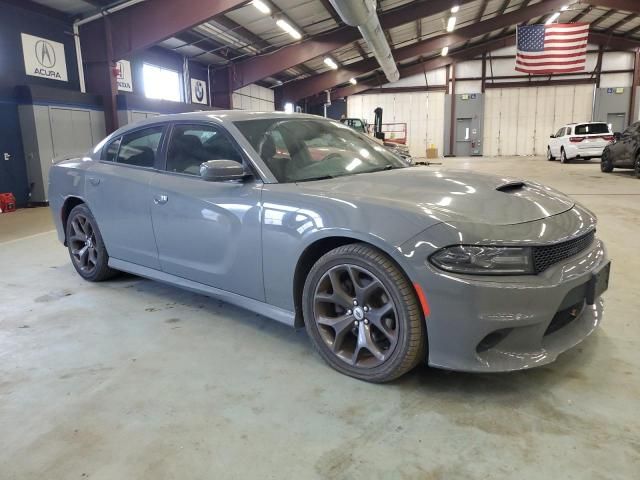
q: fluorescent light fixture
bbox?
[545,12,560,24]
[451,5,460,13]
[441,46,449,56]
[276,18,302,40]
[284,102,294,113]
[349,77,357,85]
[252,0,271,14]
[446,16,457,32]
[324,57,338,70]
[560,5,569,11]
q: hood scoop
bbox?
[496,181,526,193]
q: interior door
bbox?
[149,122,264,301]
[607,113,625,135]
[85,125,165,269]
[455,118,472,156]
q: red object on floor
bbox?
[0,193,16,213]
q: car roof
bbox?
[114,110,323,133]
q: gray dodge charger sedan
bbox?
[49,111,610,382]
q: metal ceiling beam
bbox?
[589,31,640,50]
[80,0,247,62]
[328,35,517,101]
[581,0,640,15]
[605,13,638,33]
[226,0,477,90]
[590,9,617,29]
[303,29,640,105]
[280,0,570,102]
[318,0,342,25]
[213,15,272,51]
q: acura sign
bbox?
[22,33,68,82]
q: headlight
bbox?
[429,245,534,275]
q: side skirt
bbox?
[109,258,296,327]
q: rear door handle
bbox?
[88,177,100,186]
[154,194,168,205]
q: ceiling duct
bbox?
[328,0,400,83]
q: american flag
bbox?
[516,23,589,74]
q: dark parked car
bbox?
[601,121,640,177]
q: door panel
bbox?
[150,174,264,300]
[150,122,264,300]
[85,126,165,269]
[454,118,472,156]
[86,162,160,269]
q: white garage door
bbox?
[347,91,445,158]
[483,84,594,156]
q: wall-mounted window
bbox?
[142,63,181,102]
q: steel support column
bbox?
[630,49,640,124]
[83,15,118,133]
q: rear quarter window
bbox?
[575,124,609,135]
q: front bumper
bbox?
[400,226,607,372]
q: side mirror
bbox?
[614,132,621,141]
[549,134,555,138]
[200,159,246,181]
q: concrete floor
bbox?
[1,156,639,479]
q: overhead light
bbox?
[252,0,271,15]
[276,18,302,40]
[446,16,457,32]
[349,77,357,85]
[324,57,338,70]
[545,12,561,24]
[451,5,460,13]
[560,5,569,11]
[441,46,449,56]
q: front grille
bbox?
[532,230,595,274]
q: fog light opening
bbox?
[477,328,512,353]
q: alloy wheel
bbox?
[68,214,99,274]
[313,264,399,368]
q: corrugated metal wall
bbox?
[483,84,594,156]
[347,91,445,158]
[232,84,275,111]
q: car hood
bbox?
[297,167,574,226]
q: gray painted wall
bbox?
[444,93,484,156]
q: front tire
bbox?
[560,148,569,163]
[546,147,555,161]
[302,243,427,383]
[635,157,640,179]
[601,149,613,173]
[66,204,118,282]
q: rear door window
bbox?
[575,123,609,135]
[116,126,164,168]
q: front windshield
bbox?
[234,117,406,183]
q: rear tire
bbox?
[546,147,555,161]
[302,243,427,383]
[66,204,118,282]
[601,149,613,173]
[560,148,569,164]
[635,157,640,179]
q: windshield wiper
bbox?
[295,175,336,182]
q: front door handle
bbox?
[154,194,168,205]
